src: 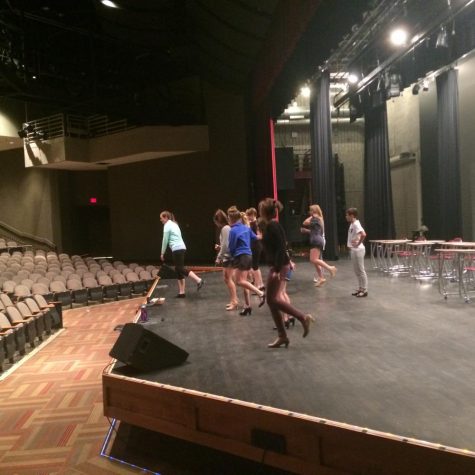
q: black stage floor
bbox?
[111,257,475,453]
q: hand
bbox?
[214,244,221,251]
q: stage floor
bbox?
[111,257,475,453]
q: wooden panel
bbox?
[103,372,475,474]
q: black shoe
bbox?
[355,290,368,298]
[258,292,266,308]
[197,279,204,291]
[175,293,186,298]
[239,307,252,316]
[351,290,360,296]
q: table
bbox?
[435,248,475,302]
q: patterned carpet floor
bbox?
[0,298,146,475]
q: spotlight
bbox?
[23,123,34,133]
[347,73,359,84]
[17,129,27,138]
[436,26,449,48]
[300,86,311,98]
[422,79,429,91]
[412,83,420,95]
[389,27,408,46]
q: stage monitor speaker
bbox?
[109,323,189,372]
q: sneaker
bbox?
[175,293,186,298]
[197,279,205,291]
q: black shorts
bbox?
[232,254,252,271]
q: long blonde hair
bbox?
[309,204,323,219]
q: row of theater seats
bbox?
[0,292,63,371]
[0,250,159,308]
[0,237,31,253]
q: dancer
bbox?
[160,210,204,298]
[258,198,314,348]
[301,204,337,286]
[213,209,239,310]
[346,207,368,297]
[245,207,264,291]
[227,206,265,316]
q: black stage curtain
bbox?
[310,70,338,260]
[436,69,462,239]
[364,103,395,241]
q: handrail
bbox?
[0,220,56,250]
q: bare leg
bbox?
[187,270,202,284]
[177,279,185,295]
[253,268,264,289]
[234,269,264,302]
[310,248,337,280]
[223,267,238,306]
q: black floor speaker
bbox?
[109,323,189,372]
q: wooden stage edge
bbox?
[102,279,475,475]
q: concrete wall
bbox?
[387,89,422,238]
[0,148,61,245]
[457,54,475,240]
[108,83,250,263]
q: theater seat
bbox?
[5,306,37,349]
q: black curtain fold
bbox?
[436,68,462,239]
[364,103,395,241]
[309,70,338,260]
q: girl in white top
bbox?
[345,207,368,297]
[160,211,204,298]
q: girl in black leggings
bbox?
[258,198,314,348]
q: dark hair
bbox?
[258,197,283,222]
[245,207,257,217]
[213,209,228,227]
[227,205,241,224]
[346,207,358,218]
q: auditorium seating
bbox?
[0,249,159,310]
[5,306,38,349]
[15,301,46,341]
[0,311,24,360]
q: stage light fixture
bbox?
[300,86,311,98]
[100,0,119,8]
[35,130,49,140]
[436,26,449,48]
[389,27,408,46]
[348,73,359,84]
[23,123,34,133]
[412,83,420,95]
[17,129,27,138]
[385,72,402,98]
[422,79,429,91]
